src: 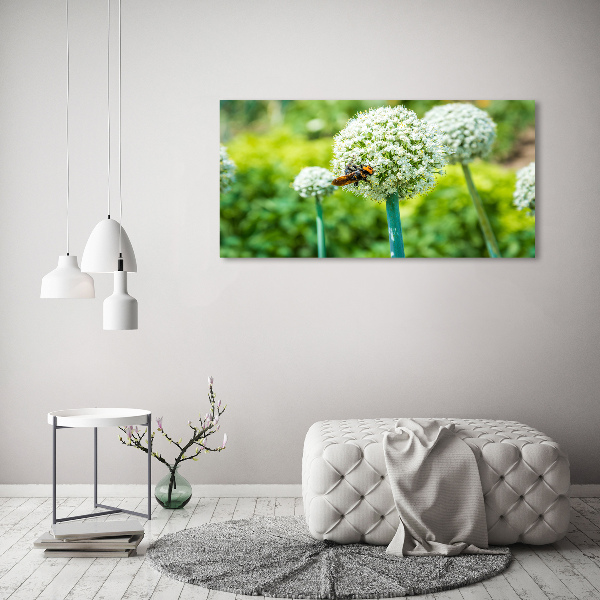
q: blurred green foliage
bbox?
[220,100,535,258]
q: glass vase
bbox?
[154,467,192,509]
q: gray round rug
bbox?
[147,516,511,598]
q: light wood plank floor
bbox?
[0,496,598,599]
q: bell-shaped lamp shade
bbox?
[103,270,138,330]
[41,255,95,299]
[81,218,137,273]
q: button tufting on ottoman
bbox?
[302,418,570,546]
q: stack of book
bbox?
[35,520,144,558]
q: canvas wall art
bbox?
[220,100,535,258]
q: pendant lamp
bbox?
[104,257,138,330]
[41,0,94,299]
[81,0,136,275]
[103,0,138,330]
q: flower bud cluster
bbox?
[292,167,336,199]
[220,145,236,193]
[423,103,496,165]
[513,162,535,215]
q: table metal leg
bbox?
[147,413,152,520]
[52,417,152,524]
[94,427,98,508]
[52,416,57,525]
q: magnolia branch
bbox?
[118,378,228,474]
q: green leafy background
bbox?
[220,100,535,258]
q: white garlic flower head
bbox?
[220,145,236,193]
[513,162,535,215]
[292,166,336,199]
[331,105,447,203]
[423,103,496,165]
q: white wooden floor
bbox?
[0,496,598,600]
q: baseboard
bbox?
[0,484,303,498]
[0,483,596,498]
[570,484,600,497]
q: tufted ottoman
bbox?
[302,418,570,546]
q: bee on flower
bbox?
[332,105,447,204]
[332,105,447,257]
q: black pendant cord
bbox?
[107,0,111,220]
[118,0,123,259]
[65,0,70,256]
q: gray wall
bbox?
[1,0,598,486]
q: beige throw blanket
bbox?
[383,418,500,556]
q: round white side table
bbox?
[48,408,152,524]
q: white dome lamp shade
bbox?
[81,217,136,273]
[103,255,137,330]
[41,0,94,300]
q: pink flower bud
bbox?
[223,433,228,447]
[156,416,163,431]
[208,376,214,386]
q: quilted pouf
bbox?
[302,418,570,546]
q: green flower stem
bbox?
[461,163,501,258]
[385,192,405,258]
[315,196,326,258]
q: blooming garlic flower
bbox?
[423,103,496,165]
[331,105,447,203]
[513,162,535,215]
[220,145,236,193]
[292,167,336,199]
